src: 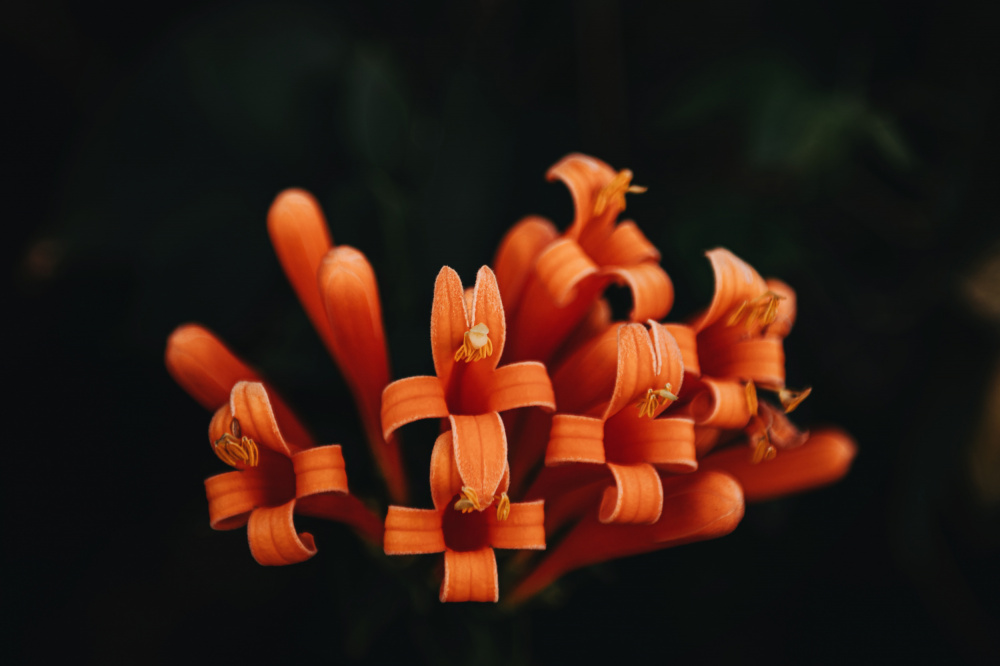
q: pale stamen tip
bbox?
[454,322,493,363]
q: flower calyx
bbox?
[454,323,493,363]
[593,169,647,215]
[213,417,260,468]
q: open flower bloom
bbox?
[166,327,382,563]
[495,154,674,364]
[508,470,744,605]
[531,321,695,525]
[384,430,545,602]
[381,265,555,511]
[269,189,407,503]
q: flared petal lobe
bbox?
[441,548,499,602]
[247,500,317,566]
[493,216,558,316]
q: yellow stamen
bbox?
[727,291,785,328]
[745,380,759,416]
[636,383,678,418]
[454,486,482,513]
[779,386,812,414]
[212,418,259,468]
[593,169,647,216]
[454,322,493,363]
[751,432,777,464]
[494,492,510,521]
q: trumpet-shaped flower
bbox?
[530,322,695,525]
[495,154,674,364]
[381,266,555,512]
[384,431,545,602]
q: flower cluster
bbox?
[166,154,856,603]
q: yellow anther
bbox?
[454,322,493,363]
[494,493,511,521]
[779,386,812,414]
[593,169,647,216]
[745,380,759,417]
[212,418,259,468]
[751,433,777,464]
[636,383,678,418]
[727,291,785,328]
[454,486,483,513]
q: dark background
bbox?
[5,1,1000,663]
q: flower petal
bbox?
[469,266,507,371]
[507,471,744,604]
[605,415,697,471]
[449,413,509,507]
[699,428,857,502]
[699,337,786,388]
[546,414,606,465]
[482,361,555,414]
[204,467,295,530]
[551,324,620,416]
[601,261,674,323]
[588,220,661,267]
[228,381,302,456]
[430,430,464,511]
[291,445,348,498]
[505,270,603,364]
[165,325,315,447]
[598,462,664,524]
[686,378,754,429]
[534,238,600,307]
[380,376,449,442]
[383,506,446,554]
[606,322,683,418]
[441,547,499,602]
[664,323,700,378]
[247,500,317,566]
[493,215,558,316]
[489,500,545,550]
[267,189,336,353]
[546,153,618,240]
[765,278,797,338]
[319,246,407,502]
[692,248,768,332]
[430,266,470,385]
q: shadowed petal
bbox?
[291,445,348,498]
[686,377,754,429]
[551,324,620,416]
[507,471,745,604]
[699,428,857,502]
[204,467,294,530]
[602,262,674,323]
[450,413,508,508]
[483,362,556,414]
[247,500,317,566]
[699,337,786,387]
[605,415,697,471]
[692,248,768,332]
[381,376,449,441]
[534,238,600,307]
[598,462,664,524]
[489,500,545,550]
[546,153,618,240]
[765,278,797,338]
[588,220,661,267]
[384,506,446,554]
[493,215,558,316]
[441,547,499,602]
[546,414,606,465]
[267,190,336,352]
[295,493,384,546]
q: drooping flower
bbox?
[383,431,545,602]
[494,154,674,365]
[531,322,696,525]
[381,265,555,515]
[166,326,381,562]
[269,189,408,503]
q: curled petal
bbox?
[204,467,295,530]
[699,337,786,388]
[267,190,336,353]
[493,216,558,315]
[482,362,556,414]
[291,445,348,498]
[602,262,674,323]
[664,324,700,378]
[692,248,768,332]
[450,413,509,509]
[383,506,446,555]
[228,381,301,457]
[700,428,857,502]
[430,430,464,511]
[546,414,606,465]
[507,471,745,604]
[546,153,619,239]
[166,325,314,446]
[764,278,796,338]
[489,500,545,550]
[430,266,470,385]
[687,378,754,430]
[588,220,661,267]
[381,376,449,441]
[535,238,600,307]
[441,547,499,602]
[605,415,697,472]
[599,463,664,524]
[551,324,620,416]
[606,323,683,418]
[247,500,316,566]
[469,266,507,371]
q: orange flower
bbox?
[166,328,382,563]
[532,322,696,525]
[381,265,555,513]
[384,431,545,602]
[507,470,744,605]
[494,154,674,364]
[269,190,407,503]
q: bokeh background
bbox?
[6,0,1000,663]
